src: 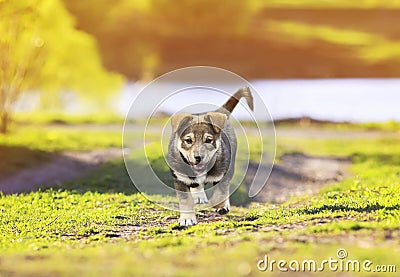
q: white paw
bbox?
[178,213,197,226]
[190,187,208,204]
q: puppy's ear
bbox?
[205,112,227,134]
[171,113,192,133]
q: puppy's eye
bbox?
[184,138,193,144]
[205,137,213,143]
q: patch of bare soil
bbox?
[247,153,350,203]
[1,146,349,206]
[105,153,350,237]
[0,148,121,194]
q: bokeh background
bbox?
[64,0,400,79]
[2,0,400,134]
[1,2,400,275]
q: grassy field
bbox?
[0,122,399,276]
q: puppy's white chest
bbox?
[175,171,207,185]
[194,174,206,185]
[174,170,224,186]
[206,173,224,184]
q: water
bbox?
[120,78,400,123]
[253,78,400,122]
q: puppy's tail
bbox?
[217,86,254,116]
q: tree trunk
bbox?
[0,112,9,134]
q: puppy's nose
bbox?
[194,155,202,163]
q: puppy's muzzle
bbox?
[194,155,202,164]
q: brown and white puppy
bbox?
[167,87,254,226]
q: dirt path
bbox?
[0,148,121,194]
[247,153,350,203]
[0,147,349,205]
[0,126,354,196]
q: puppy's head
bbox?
[171,112,227,172]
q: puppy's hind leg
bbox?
[175,180,197,226]
[210,179,231,215]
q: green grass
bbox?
[0,125,123,178]
[1,124,400,276]
[13,112,125,125]
[0,126,122,152]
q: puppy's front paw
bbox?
[193,194,208,204]
[190,188,208,204]
[178,213,197,226]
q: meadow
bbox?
[2,0,400,275]
[0,119,399,276]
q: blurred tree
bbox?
[64,0,159,80]
[0,0,122,133]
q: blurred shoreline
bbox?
[118,78,400,123]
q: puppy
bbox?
[167,87,254,226]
